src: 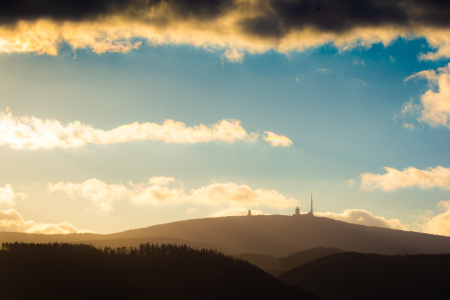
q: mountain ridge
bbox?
[1,215,449,257]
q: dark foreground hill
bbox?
[237,247,343,275]
[2,215,450,256]
[278,252,450,300]
[0,242,316,300]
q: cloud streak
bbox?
[360,166,450,191]
[0,1,449,60]
[48,177,298,211]
[0,209,92,234]
[0,109,291,149]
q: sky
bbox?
[0,0,449,235]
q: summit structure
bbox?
[308,192,314,216]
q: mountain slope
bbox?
[108,215,450,256]
[1,215,450,257]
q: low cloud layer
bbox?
[0,1,449,61]
[316,209,409,231]
[0,109,291,149]
[0,209,92,234]
[0,184,26,206]
[360,166,450,191]
[404,63,450,129]
[48,177,298,211]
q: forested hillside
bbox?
[278,252,449,300]
[0,242,317,300]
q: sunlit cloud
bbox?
[48,178,299,211]
[263,131,293,148]
[47,178,128,211]
[0,109,294,149]
[209,207,265,218]
[0,1,449,61]
[360,166,450,191]
[316,209,409,231]
[423,201,450,236]
[404,63,450,129]
[0,184,26,206]
[0,209,92,234]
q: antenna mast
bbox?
[310,192,313,214]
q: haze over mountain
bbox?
[2,216,449,257]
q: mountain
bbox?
[278,252,450,300]
[107,215,450,256]
[1,215,450,256]
[0,242,317,300]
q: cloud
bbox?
[423,200,450,236]
[315,68,335,76]
[360,166,450,191]
[48,178,128,211]
[0,209,92,234]
[352,78,369,87]
[209,207,265,218]
[0,109,291,149]
[353,58,365,66]
[223,48,244,63]
[0,1,450,61]
[316,209,409,231]
[404,63,450,129]
[0,184,26,206]
[345,179,355,188]
[403,122,415,129]
[49,178,298,210]
[147,176,175,186]
[263,131,293,148]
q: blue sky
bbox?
[0,1,450,234]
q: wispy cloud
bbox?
[263,131,293,148]
[403,63,450,129]
[0,1,450,61]
[353,58,365,66]
[0,209,92,234]
[360,166,450,191]
[48,178,299,211]
[0,109,292,149]
[351,78,369,87]
[315,68,335,76]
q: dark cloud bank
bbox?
[2,0,450,35]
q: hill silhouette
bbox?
[278,252,450,300]
[1,215,450,256]
[0,242,317,300]
[237,247,342,275]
